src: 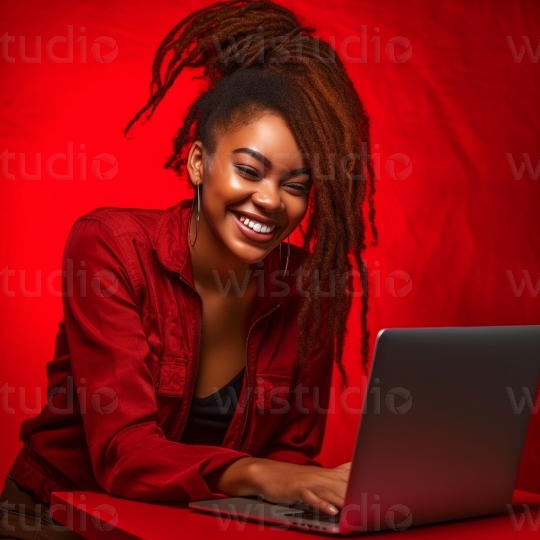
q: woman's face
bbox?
[187,111,312,265]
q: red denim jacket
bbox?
[9,198,334,506]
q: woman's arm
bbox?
[206,456,350,515]
[62,215,252,502]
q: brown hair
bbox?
[124,0,378,389]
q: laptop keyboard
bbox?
[291,507,341,523]
[239,496,341,525]
[288,504,340,523]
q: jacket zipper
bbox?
[235,303,280,451]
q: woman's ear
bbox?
[186,140,205,186]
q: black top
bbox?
[179,367,245,446]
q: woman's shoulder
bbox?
[73,205,169,236]
[63,205,178,275]
[66,204,181,256]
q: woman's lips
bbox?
[230,211,280,244]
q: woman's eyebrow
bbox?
[231,147,311,177]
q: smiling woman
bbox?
[186,113,311,274]
[184,111,315,401]
[1,0,378,536]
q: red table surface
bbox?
[49,489,540,539]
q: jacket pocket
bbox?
[155,356,188,398]
[255,374,294,414]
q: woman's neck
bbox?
[188,211,256,299]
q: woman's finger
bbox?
[310,484,347,511]
[299,488,340,516]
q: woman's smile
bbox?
[230,209,281,244]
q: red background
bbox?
[1,0,539,493]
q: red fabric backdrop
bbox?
[1,0,539,493]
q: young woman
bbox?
[0,0,378,537]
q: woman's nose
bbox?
[251,180,284,213]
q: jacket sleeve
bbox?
[255,302,335,468]
[62,217,251,502]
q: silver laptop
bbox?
[189,325,540,535]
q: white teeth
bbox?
[237,213,276,233]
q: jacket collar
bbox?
[153,198,301,314]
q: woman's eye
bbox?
[286,183,311,194]
[235,165,260,178]
[235,165,310,194]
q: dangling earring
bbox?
[279,235,290,275]
[188,183,201,247]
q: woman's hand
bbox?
[252,459,351,516]
[208,457,351,516]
